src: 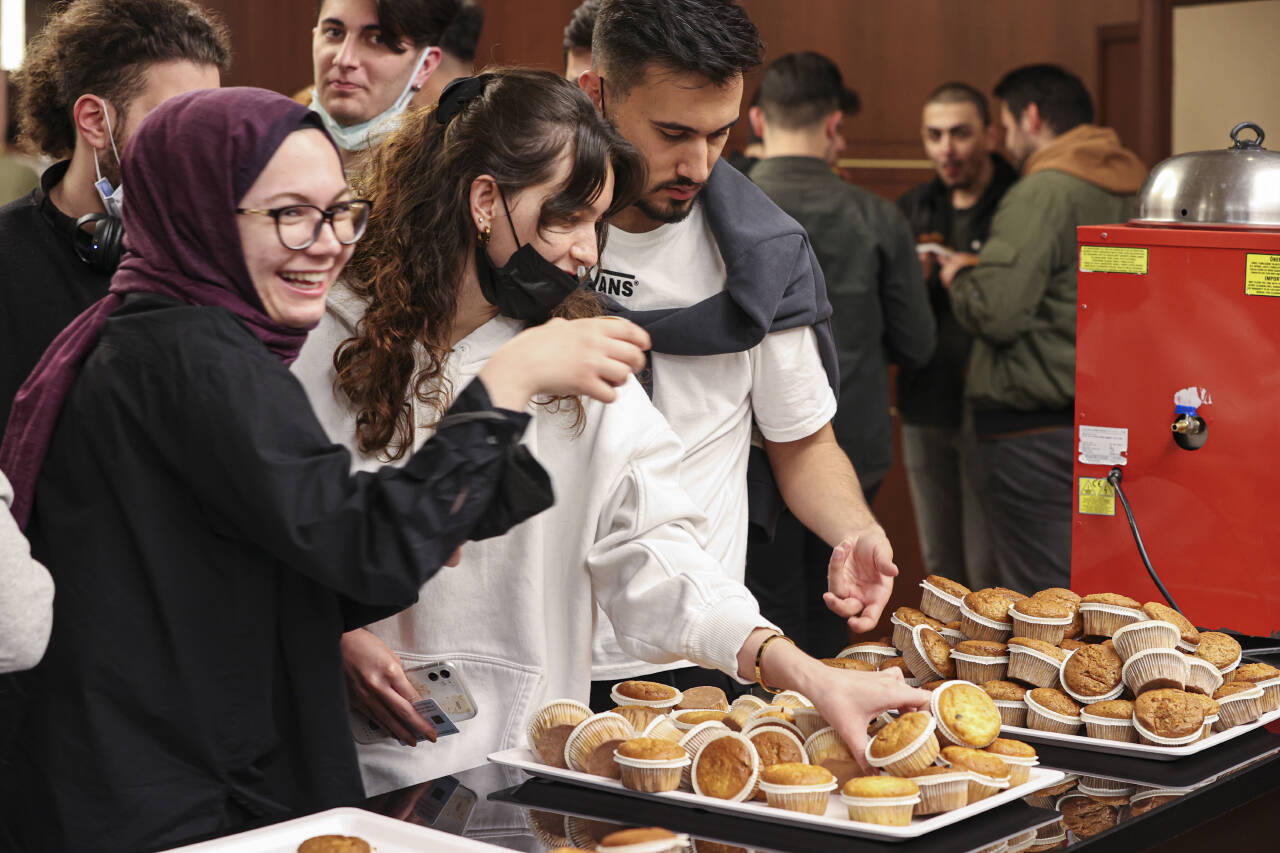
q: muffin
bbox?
[1037,587,1082,608]
[1212,682,1265,730]
[613,738,689,792]
[298,837,371,853]
[879,657,920,687]
[1187,693,1220,738]
[676,686,730,712]
[931,681,1002,749]
[838,641,900,667]
[526,810,572,850]
[597,827,689,853]
[1079,699,1137,742]
[611,680,682,709]
[1039,774,1080,798]
[1024,688,1082,734]
[565,817,626,850]
[1121,647,1190,694]
[1058,794,1120,838]
[1111,619,1180,662]
[920,574,971,622]
[770,690,813,709]
[982,679,1029,727]
[564,712,636,777]
[671,709,729,731]
[677,721,731,788]
[1129,788,1188,817]
[908,765,970,815]
[982,738,1038,786]
[1058,638,1089,653]
[691,731,759,801]
[1079,593,1144,636]
[951,639,1010,683]
[528,699,593,768]
[757,762,837,815]
[904,625,956,681]
[1133,689,1205,746]
[941,620,966,647]
[1173,655,1220,697]
[1009,597,1073,645]
[990,587,1029,603]
[1194,632,1242,675]
[1061,644,1124,704]
[640,714,682,743]
[1232,662,1280,712]
[746,725,807,800]
[803,727,860,788]
[788,706,830,740]
[822,656,876,672]
[840,776,920,826]
[1007,637,1067,688]
[891,606,946,651]
[959,589,1015,642]
[741,708,804,740]
[866,711,940,777]
[940,745,1011,801]
[1141,602,1199,651]
[1076,774,1136,805]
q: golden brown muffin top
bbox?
[1083,699,1134,719]
[1134,689,1204,738]
[676,685,729,711]
[1012,597,1071,619]
[935,683,1002,745]
[879,657,912,675]
[991,587,1030,602]
[599,828,678,847]
[963,589,1015,623]
[1195,632,1242,668]
[616,737,687,761]
[616,680,679,702]
[1187,693,1219,717]
[842,775,919,797]
[1234,662,1280,683]
[694,736,756,799]
[869,711,932,757]
[912,765,968,778]
[895,606,945,630]
[1059,638,1089,652]
[918,627,956,677]
[945,620,963,631]
[954,639,1010,658]
[984,737,1037,759]
[612,705,661,730]
[1028,688,1082,716]
[822,657,875,671]
[760,762,834,786]
[982,680,1028,701]
[1141,603,1199,645]
[1009,637,1068,659]
[676,710,728,725]
[1037,587,1082,605]
[298,837,372,853]
[924,574,971,598]
[1062,645,1123,696]
[940,746,1010,779]
[1080,593,1141,609]
[750,707,795,724]
[749,728,805,765]
[849,640,897,649]
[1214,682,1262,699]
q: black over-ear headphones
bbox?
[72,212,125,273]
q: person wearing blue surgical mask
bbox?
[310,0,475,161]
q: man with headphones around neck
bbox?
[0,0,230,434]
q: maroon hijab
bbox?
[0,87,340,527]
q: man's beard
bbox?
[634,181,702,224]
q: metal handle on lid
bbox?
[1230,122,1265,149]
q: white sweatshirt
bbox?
[292,285,774,794]
[0,470,54,673]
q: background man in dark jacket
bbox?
[942,64,1147,592]
[748,51,935,655]
[896,82,1017,590]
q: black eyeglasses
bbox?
[235,199,373,250]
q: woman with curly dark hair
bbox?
[294,69,930,794]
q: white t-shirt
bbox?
[590,201,837,680]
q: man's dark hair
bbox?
[16,0,231,158]
[994,64,1093,135]
[593,0,763,96]
[563,0,599,58]
[315,0,469,53]
[439,1,484,63]
[757,51,848,131]
[926,81,990,127]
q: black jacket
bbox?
[895,154,1018,427]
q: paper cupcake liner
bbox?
[789,708,829,740]
[910,770,970,815]
[931,680,999,749]
[741,714,805,740]
[565,815,615,850]
[866,715,940,776]
[610,683,682,709]
[593,832,690,853]
[670,709,729,732]
[1255,677,1280,712]
[1184,658,1224,696]
[525,809,571,849]
[994,699,1028,728]
[1198,714,1218,739]
[840,793,920,826]
[941,628,966,648]
[1121,648,1190,694]
[758,779,838,815]
[919,581,964,623]
[1214,648,1243,676]
[677,721,732,789]
[890,616,914,653]
[1079,711,1137,743]
[1023,694,1081,735]
[1009,606,1073,645]
[1176,638,1200,654]
[951,651,1010,684]
[838,644,899,666]
[996,756,1039,788]
[730,694,768,713]
[1078,774,1135,794]
[966,770,1011,802]
[1007,829,1038,853]
[1215,687,1263,729]
[745,725,809,800]
[1111,620,1180,662]
[1007,647,1063,689]
[1079,602,1145,637]
[690,731,760,802]
[904,624,948,682]
[958,601,1013,643]
[771,690,814,709]
[613,751,690,792]
[803,726,852,766]
[640,715,682,743]
[527,698,594,767]
[1133,718,1202,747]
[564,712,635,774]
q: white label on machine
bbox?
[1078,425,1128,466]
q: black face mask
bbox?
[475,190,582,323]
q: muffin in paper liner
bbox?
[1200,714,1219,739]
[904,625,950,682]
[1133,718,1202,748]
[1078,774,1135,794]
[757,764,838,816]
[931,681,1002,749]
[787,707,828,741]
[951,650,1010,684]
[565,815,627,850]
[989,754,1038,787]
[994,699,1028,728]
[528,699,593,767]
[1007,645,1063,689]
[1121,648,1190,695]
[958,599,1014,643]
[613,749,690,793]
[564,712,636,776]
[677,721,732,789]
[690,731,760,802]
[1059,650,1124,706]
[1007,828,1039,853]
[1257,677,1280,712]
[1024,692,1081,735]
[1079,709,1137,743]
[671,709,730,732]
[770,690,813,709]
[1213,685,1264,730]
[1008,602,1074,645]
[1111,620,1180,662]
[965,769,1011,802]
[839,783,921,826]
[838,642,899,666]
[865,713,941,777]
[741,712,804,741]
[525,809,572,849]
[745,725,808,801]
[919,578,966,623]
[641,714,682,743]
[1079,601,1145,637]
[908,769,970,815]
[1184,657,1224,697]
[941,627,967,648]
[730,694,769,713]
[613,704,664,733]
[610,681,682,709]
[596,827,692,853]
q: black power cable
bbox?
[1106,467,1183,613]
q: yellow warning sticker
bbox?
[1079,478,1116,516]
[1245,254,1280,296]
[1079,246,1149,275]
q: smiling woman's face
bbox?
[236,129,353,329]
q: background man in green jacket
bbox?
[940,64,1146,592]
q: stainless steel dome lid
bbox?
[1132,122,1280,229]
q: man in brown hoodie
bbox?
[938,64,1146,593]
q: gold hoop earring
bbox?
[478,222,491,247]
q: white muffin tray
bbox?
[1000,707,1280,760]
[162,806,504,852]
[488,747,1064,841]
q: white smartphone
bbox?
[351,658,479,745]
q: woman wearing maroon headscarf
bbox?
[0,87,646,852]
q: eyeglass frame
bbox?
[234,199,374,250]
